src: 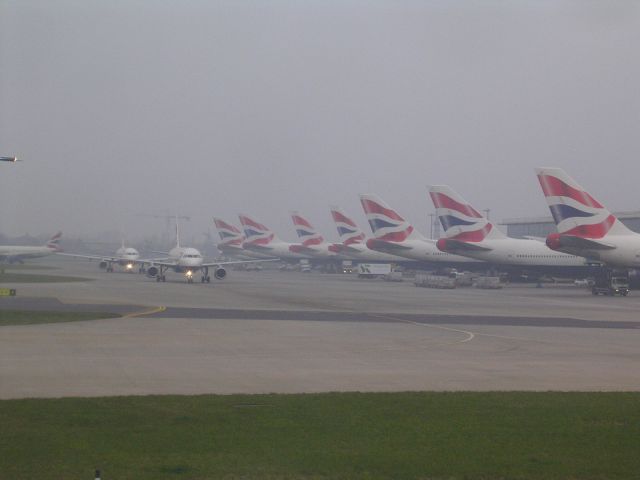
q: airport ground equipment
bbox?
[414,273,457,289]
[358,263,392,278]
[592,270,629,296]
[473,276,503,289]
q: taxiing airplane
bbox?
[0,232,63,263]
[428,185,590,272]
[146,222,274,283]
[360,194,480,265]
[238,214,307,260]
[328,206,408,262]
[535,167,640,268]
[289,211,338,258]
[58,239,145,273]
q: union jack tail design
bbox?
[290,211,325,247]
[429,186,505,242]
[359,194,421,242]
[330,206,366,245]
[213,217,245,247]
[535,167,631,238]
[238,214,276,246]
[46,231,63,251]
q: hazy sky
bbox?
[1,0,639,244]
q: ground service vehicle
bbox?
[592,271,629,296]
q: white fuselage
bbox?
[559,235,640,268]
[244,241,307,260]
[167,246,205,270]
[291,242,340,259]
[368,238,482,264]
[0,245,56,261]
[334,243,408,263]
[447,238,589,267]
[113,247,141,266]
[217,243,274,260]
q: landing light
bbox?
[186,270,193,277]
[126,263,133,270]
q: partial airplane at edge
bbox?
[535,167,640,268]
[0,232,62,263]
[328,205,408,262]
[359,194,481,265]
[428,185,591,273]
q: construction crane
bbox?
[136,213,191,247]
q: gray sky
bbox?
[1,0,639,244]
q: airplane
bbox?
[238,214,307,260]
[213,217,273,260]
[535,167,640,268]
[146,221,275,283]
[289,211,339,258]
[359,194,481,265]
[1,156,18,162]
[0,231,63,263]
[328,205,409,262]
[57,239,145,273]
[428,185,592,272]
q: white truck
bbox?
[357,263,392,278]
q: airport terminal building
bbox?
[499,211,640,238]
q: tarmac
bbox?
[1,256,639,398]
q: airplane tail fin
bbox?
[330,206,366,245]
[213,217,245,246]
[535,167,632,238]
[46,231,63,251]
[238,214,278,246]
[429,185,505,242]
[359,194,423,242]
[290,211,324,246]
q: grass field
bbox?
[0,272,90,283]
[1,392,639,479]
[0,310,120,326]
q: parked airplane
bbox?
[428,185,591,272]
[289,211,339,258]
[328,206,408,262]
[58,239,145,273]
[535,167,640,268]
[213,217,273,260]
[0,232,62,263]
[146,222,274,283]
[238,214,307,260]
[360,194,481,265]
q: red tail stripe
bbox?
[361,199,405,222]
[215,220,241,233]
[239,216,268,231]
[537,175,603,209]
[561,214,616,239]
[450,224,492,242]
[429,192,482,218]
[331,210,356,227]
[292,215,313,229]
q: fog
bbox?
[1,0,639,246]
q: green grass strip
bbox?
[0,310,120,326]
[1,392,639,479]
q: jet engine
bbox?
[146,265,159,277]
[214,267,227,279]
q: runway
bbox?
[1,257,639,398]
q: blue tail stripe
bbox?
[368,218,398,231]
[549,204,594,224]
[438,215,477,231]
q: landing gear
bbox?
[201,267,211,283]
[106,264,114,273]
[138,266,146,274]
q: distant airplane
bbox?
[328,205,408,262]
[213,217,273,260]
[0,232,62,263]
[289,211,339,258]
[0,156,18,162]
[145,221,274,283]
[535,167,640,268]
[360,194,480,265]
[238,214,307,260]
[428,185,591,272]
[58,239,145,273]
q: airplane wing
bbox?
[201,258,278,268]
[439,240,493,252]
[57,252,120,262]
[557,235,617,251]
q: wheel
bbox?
[206,276,211,283]
[156,276,161,282]
[162,275,166,282]
[201,276,205,283]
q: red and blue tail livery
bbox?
[290,211,325,246]
[213,218,245,247]
[429,186,502,242]
[238,214,275,246]
[535,168,625,239]
[330,206,366,245]
[359,194,415,243]
[46,231,63,251]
